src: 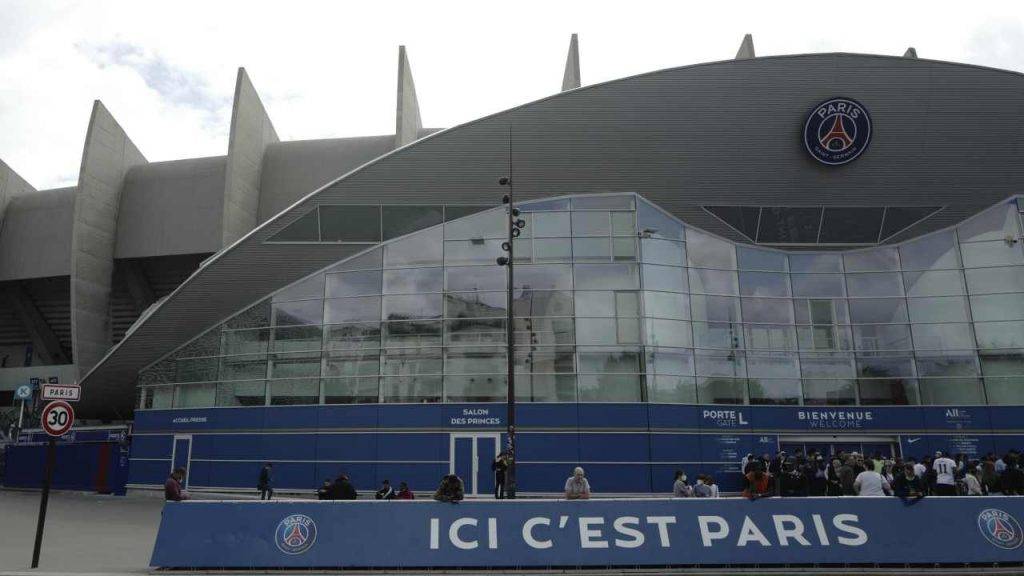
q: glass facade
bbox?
[138,195,1024,409]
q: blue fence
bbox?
[150,497,1024,568]
[3,437,130,494]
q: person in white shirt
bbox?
[933,451,958,496]
[912,459,927,479]
[964,467,984,496]
[854,468,892,496]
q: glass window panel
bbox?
[578,374,643,402]
[643,291,690,320]
[385,227,442,267]
[645,319,692,347]
[517,264,573,290]
[693,322,743,349]
[800,353,855,378]
[221,329,269,356]
[819,207,885,244]
[324,323,380,350]
[789,253,842,273]
[579,350,641,373]
[383,268,442,294]
[175,357,218,383]
[382,205,443,240]
[975,321,1024,349]
[957,202,1020,243]
[791,274,845,297]
[572,237,610,261]
[741,297,794,324]
[739,272,790,297]
[744,324,798,351]
[534,238,572,262]
[272,326,323,352]
[175,383,216,408]
[272,300,324,326]
[324,350,380,378]
[219,354,268,381]
[576,318,639,345]
[383,321,442,347]
[757,207,822,244]
[444,239,503,265]
[853,324,913,351]
[443,205,488,222]
[970,293,1024,322]
[858,379,919,405]
[216,380,266,407]
[521,197,571,212]
[908,296,970,323]
[324,296,381,324]
[705,205,761,241]
[574,263,639,290]
[904,270,965,297]
[857,355,916,378]
[688,268,739,295]
[642,264,688,293]
[981,354,1024,405]
[575,291,631,318]
[326,270,381,298]
[383,294,442,320]
[571,211,610,236]
[879,207,941,241]
[516,373,578,400]
[899,230,960,270]
[513,289,573,317]
[846,273,904,297]
[697,377,747,404]
[382,347,442,375]
[612,237,638,261]
[911,323,976,351]
[322,377,378,404]
[802,379,857,405]
[919,378,985,405]
[225,299,271,330]
[514,317,574,346]
[445,347,506,375]
[844,248,899,272]
[637,200,684,241]
[647,376,697,403]
[916,355,978,377]
[269,378,319,405]
[381,376,441,403]
[531,212,571,237]
[645,348,695,375]
[611,211,635,236]
[269,352,321,378]
[737,247,787,272]
[797,324,853,351]
[686,229,736,269]
[319,205,381,242]
[572,195,634,210]
[326,248,383,273]
[961,240,1024,268]
[691,295,741,323]
[444,208,504,240]
[749,378,802,405]
[445,265,507,291]
[746,352,800,378]
[695,351,746,377]
[965,266,1024,294]
[445,318,505,345]
[273,274,324,302]
[515,346,575,374]
[270,210,319,242]
[446,292,505,319]
[445,374,507,403]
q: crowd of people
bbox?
[163,448,1024,502]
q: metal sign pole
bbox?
[31,437,56,568]
[17,399,25,432]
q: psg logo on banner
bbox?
[275,514,318,555]
[803,97,872,166]
[977,508,1023,550]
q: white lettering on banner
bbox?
[172,416,208,424]
[431,514,867,552]
[450,408,501,426]
[797,410,873,430]
[702,409,749,427]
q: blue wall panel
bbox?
[262,434,317,461]
[376,433,446,462]
[517,432,579,461]
[515,463,573,493]
[130,435,173,459]
[578,433,650,463]
[314,463,377,492]
[583,463,651,493]
[578,404,648,428]
[315,433,378,461]
[649,433,702,462]
[318,404,379,429]
[130,458,170,485]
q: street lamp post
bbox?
[497,176,524,499]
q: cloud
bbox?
[965,18,1024,73]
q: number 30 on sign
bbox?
[41,400,74,437]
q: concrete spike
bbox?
[395,46,423,148]
[904,47,918,58]
[735,34,756,60]
[0,159,36,236]
[562,33,581,91]
[225,67,279,245]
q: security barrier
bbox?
[150,497,1024,568]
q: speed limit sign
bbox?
[41,400,74,437]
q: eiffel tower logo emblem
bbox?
[819,114,855,151]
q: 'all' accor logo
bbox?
[275,514,318,555]
[803,97,872,166]
[977,508,1023,550]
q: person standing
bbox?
[854,467,892,496]
[258,462,274,500]
[933,451,958,496]
[491,451,509,499]
[565,467,591,500]
[331,474,358,500]
[165,467,190,501]
[672,470,692,497]
[964,466,984,495]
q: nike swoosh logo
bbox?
[907,438,921,444]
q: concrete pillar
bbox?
[904,47,918,58]
[562,33,581,91]
[70,101,147,377]
[395,45,423,148]
[223,68,279,246]
[735,34,755,59]
[0,159,35,235]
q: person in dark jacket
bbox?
[491,451,509,499]
[434,474,465,503]
[165,467,190,501]
[331,474,358,500]
[375,479,395,500]
[258,462,273,500]
[316,479,333,500]
[893,464,926,502]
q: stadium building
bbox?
[2,35,1024,494]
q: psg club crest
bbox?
[803,97,872,166]
[275,514,318,555]
[977,509,1023,550]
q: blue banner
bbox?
[151,497,1024,568]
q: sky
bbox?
[1,0,1023,189]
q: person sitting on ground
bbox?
[395,481,415,500]
[375,479,395,500]
[565,467,591,500]
[434,474,465,503]
[892,464,926,502]
[854,465,892,496]
[331,474,358,500]
[672,470,692,497]
[742,462,772,500]
[316,479,333,500]
[164,467,190,501]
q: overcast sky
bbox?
[1,0,1023,189]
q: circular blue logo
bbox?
[803,97,872,165]
[977,508,1023,550]
[275,514,318,555]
